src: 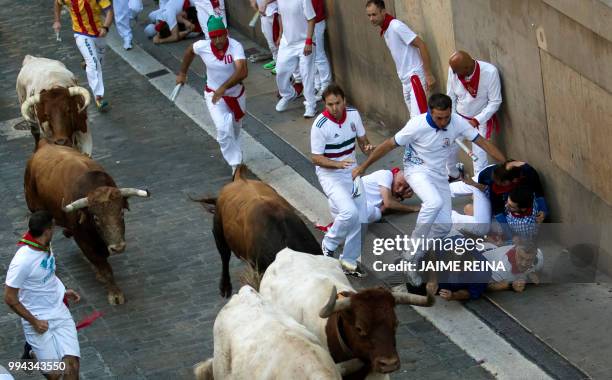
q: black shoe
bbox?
[341,260,366,278]
[21,342,32,360]
[322,242,335,258]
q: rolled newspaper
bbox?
[248,11,260,28]
[170,83,183,103]
[454,138,478,162]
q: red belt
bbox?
[205,85,245,122]
[457,111,500,139]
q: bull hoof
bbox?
[107,290,125,305]
[220,284,232,298]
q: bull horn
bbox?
[319,286,352,318]
[119,188,151,198]
[20,94,40,122]
[63,197,89,212]
[68,86,91,113]
[392,291,435,307]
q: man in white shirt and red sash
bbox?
[353,94,506,288]
[177,16,248,174]
[275,0,317,118]
[365,0,436,119]
[311,84,375,276]
[446,51,502,178]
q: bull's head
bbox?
[319,286,434,374]
[62,187,150,255]
[21,87,90,147]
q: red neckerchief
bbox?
[506,247,522,274]
[211,0,220,8]
[458,60,480,98]
[323,109,347,126]
[380,14,395,36]
[17,231,49,252]
[211,37,229,60]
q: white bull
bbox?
[194,285,342,380]
[16,55,92,156]
[259,248,434,379]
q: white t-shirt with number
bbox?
[311,107,366,176]
[394,113,479,178]
[383,19,423,83]
[277,0,316,45]
[193,37,246,97]
[5,246,66,321]
[257,0,278,16]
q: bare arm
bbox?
[155,26,182,44]
[411,37,436,90]
[4,286,48,333]
[352,138,398,179]
[487,281,512,291]
[312,154,354,170]
[473,136,506,163]
[176,44,197,84]
[380,187,419,213]
[53,1,62,32]
[356,135,375,155]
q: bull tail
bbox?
[193,359,214,380]
[232,164,249,182]
[240,265,262,291]
[188,194,217,214]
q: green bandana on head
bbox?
[207,16,227,38]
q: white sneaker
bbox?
[303,104,316,119]
[276,97,292,112]
[123,40,133,50]
[321,241,335,258]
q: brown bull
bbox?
[200,165,322,297]
[24,140,150,304]
[17,55,92,155]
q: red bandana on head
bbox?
[322,109,347,126]
[458,60,480,98]
[380,14,395,36]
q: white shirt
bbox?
[447,60,502,126]
[193,37,246,97]
[194,0,227,28]
[363,170,393,209]
[5,245,67,320]
[311,107,366,176]
[394,113,479,178]
[161,0,186,30]
[483,245,543,283]
[277,0,316,45]
[257,0,278,16]
[383,19,423,83]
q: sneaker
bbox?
[123,40,133,50]
[321,241,335,258]
[21,342,33,360]
[271,68,276,75]
[262,60,276,70]
[341,260,366,278]
[275,97,292,112]
[96,98,110,112]
[303,104,316,119]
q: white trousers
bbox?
[405,171,452,262]
[205,90,246,166]
[313,20,331,91]
[260,14,278,61]
[114,0,142,43]
[319,171,362,265]
[401,71,426,119]
[449,180,491,236]
[446,127,489,177]
[276,41,316,109]
[22,306,80,361]
[75,34,106,98]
